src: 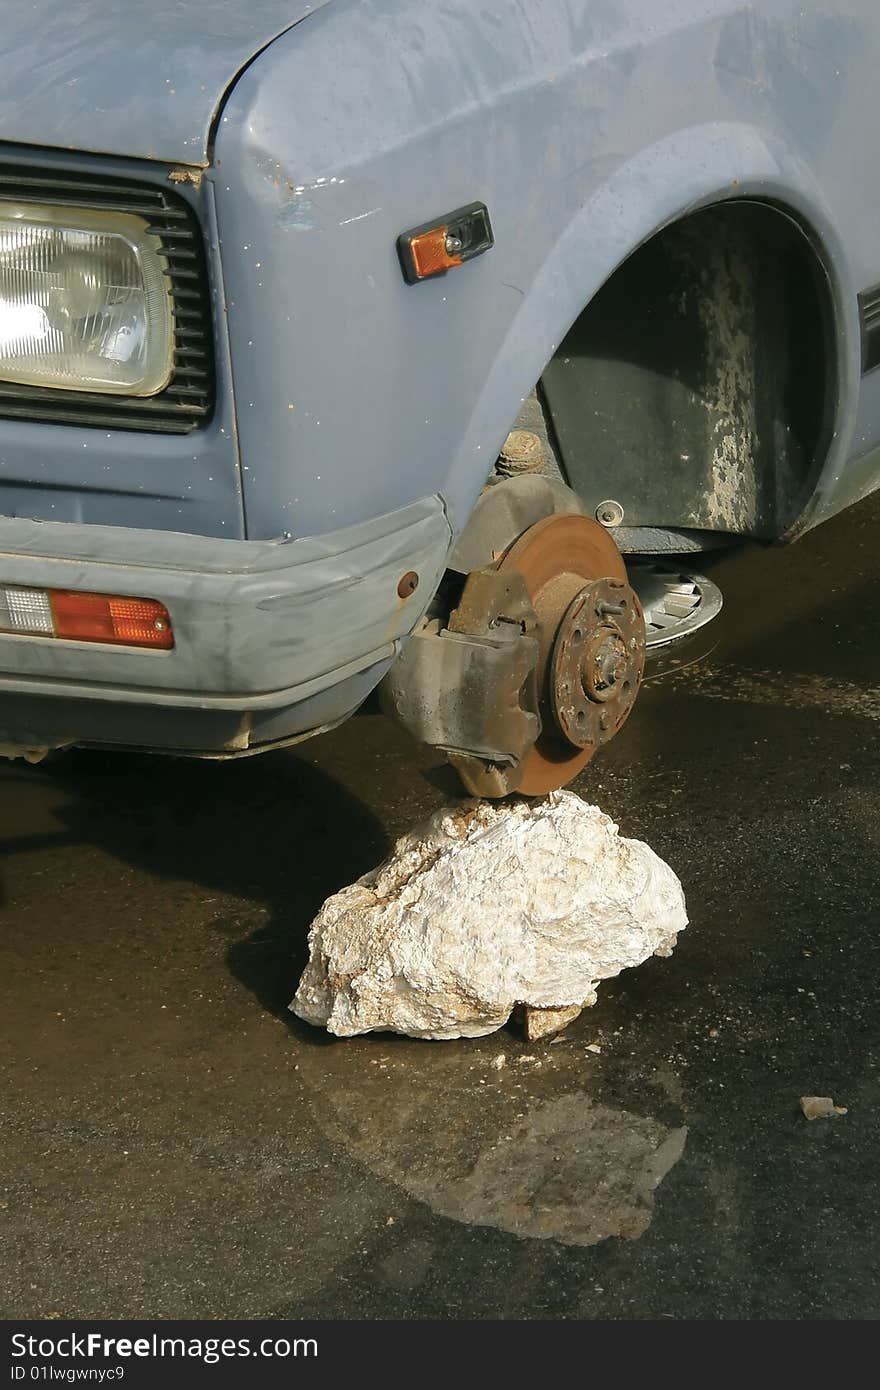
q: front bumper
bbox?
[0,497,451,756]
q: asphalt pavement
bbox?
[2,491,879,1319]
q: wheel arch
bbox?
[443,121,861,543]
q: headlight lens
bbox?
[0,203,174,396]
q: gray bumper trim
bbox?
[0,496,452,702]
[0,644,395,711]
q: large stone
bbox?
[291,790,688,1040]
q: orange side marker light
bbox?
[398,202,494,283]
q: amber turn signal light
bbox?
[398,202,494,283]
[51,591,174,648]
[0,583,173,649]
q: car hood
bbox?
[0,0,332,167]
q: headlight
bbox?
[0,203,174,396]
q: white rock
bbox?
[291,790,688,1040]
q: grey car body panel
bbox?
[0,1,331,166]
[214,0,880,546]
[1,0,880,756]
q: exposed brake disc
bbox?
[450,513,645,796]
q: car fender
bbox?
[212,0,868,545]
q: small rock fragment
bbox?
[291,790,688,1040]
[520,1002,585,1041]
[800,1095,848,1120]
[491,1054,507,1070]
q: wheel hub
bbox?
[551,579,643,751]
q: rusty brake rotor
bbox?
[451,513,645,796]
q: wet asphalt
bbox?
[2,490,880,1321]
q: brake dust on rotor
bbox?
[381,508,646,797]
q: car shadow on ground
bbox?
[40,742,390,1027]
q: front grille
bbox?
[0,165,213,433]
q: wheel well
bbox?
[539,200,835,540]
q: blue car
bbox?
[0,0,877,795]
